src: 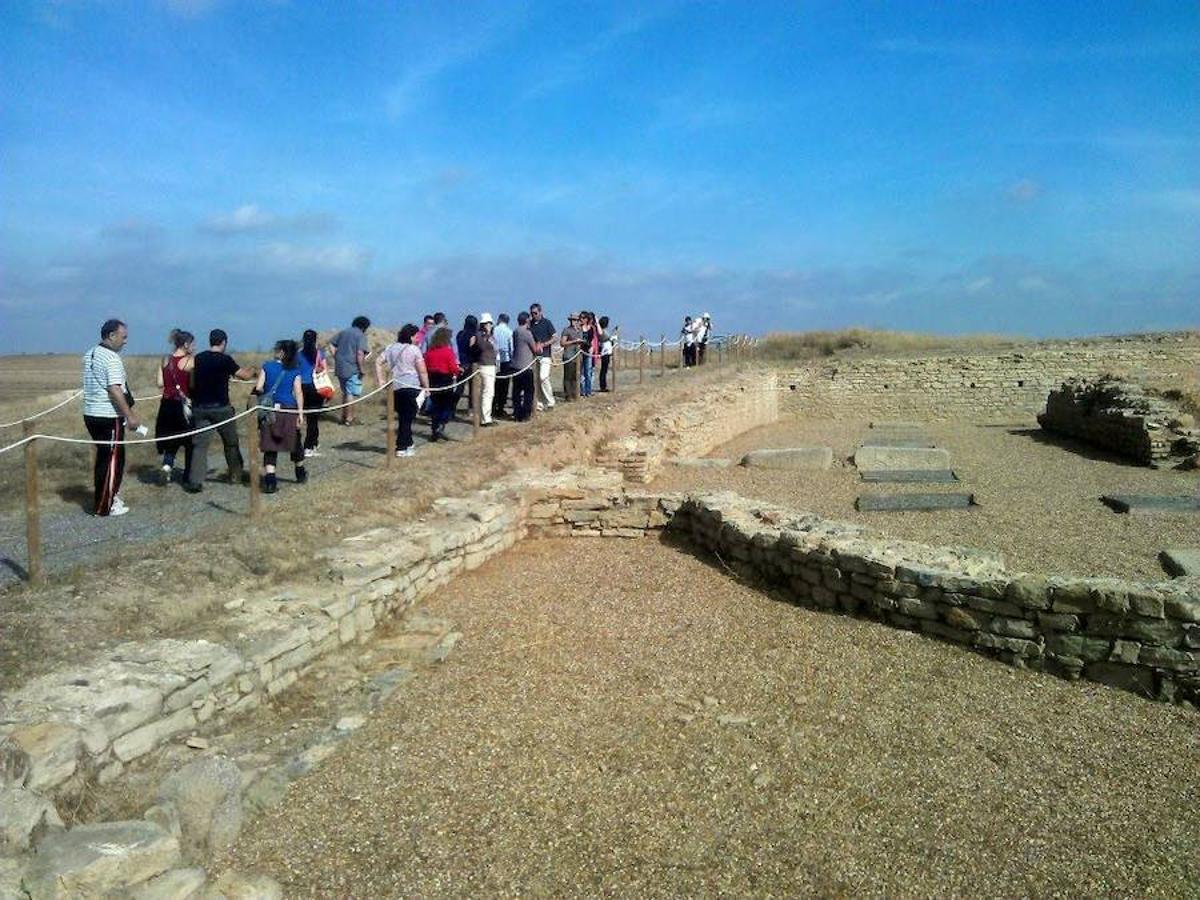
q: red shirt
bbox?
[424,345,460,376]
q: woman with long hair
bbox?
[579,311,599,397]
[254,339,306,493]
[298,329,328,456]
[423,327,461,442]
[376,324,429,456]
[154,328,195,485]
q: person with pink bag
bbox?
[299,329,333,458]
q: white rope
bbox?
[0,391,84,429]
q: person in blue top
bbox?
[298,329,328,458]
[254,339,306,494]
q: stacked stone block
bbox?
[1038,377,1183,464]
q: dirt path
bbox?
[221,537,1200,897]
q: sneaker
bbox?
[403,447,415,457]
[109,496,130,516]
[158,464,172,486]
[304,448,315,458]
[262,474,278,494]
[295,466,308,485]
[395,449,406,458]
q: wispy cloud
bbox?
[199,204,337,236]
[1007,178,1042,204]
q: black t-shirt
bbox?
[530,318,555,357]
[192,350,240,406]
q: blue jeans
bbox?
[580,355,594,396]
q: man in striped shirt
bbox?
[82,318,140,516]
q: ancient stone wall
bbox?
[778,339,1200,420]
[1038,377,1192,465]
[599,372,778,482]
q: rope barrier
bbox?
[0,391,84,429]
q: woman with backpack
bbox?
[253,339,307,493]
[154,328,196,485]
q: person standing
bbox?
[414,314,435,351]
[298,329,328,457]
[529,302,557,411]
[81,318,139,517]
[476,313,498,426]
[423,327,461,442]
[454,315,480,416]
[560,312,583,401]
[598,315,613,392]
[185,329,256,493]
[681,316,696,367]
[697,313,712,365]
[154,328,195,485]
[254,339,306,493]
[376,324,429,457]
[330,315,370,425]
[579,311,599,397]
[492,312,514,418]
[511,311,538,422]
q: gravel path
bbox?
[221,537,1200,896]
[652,417,1200,579]
[0,412,476,588]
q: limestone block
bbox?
[0,736,31,789]
[113,708,196,763]
[0,786,64,854]
[130,866,208,899]
[1161,549,1200,577]
[200,870,283,899]
[853,446,951,472]
[24,821,180,899]
[739,447,834,471]
[5,724,83,793]
[158,757,243,858]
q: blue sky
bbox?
[1,0,1197,353]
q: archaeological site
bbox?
[2,332,1199,896]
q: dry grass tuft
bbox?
[757,328,1020,361]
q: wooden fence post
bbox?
[247,414,261,520]
[659,335,666,377]
[611,341,618,394]
[23,421,43,585]
[718,339,723,368]
[470,368,481,437]
[639,336,645,384]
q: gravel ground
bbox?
[220,537,1200,896]
[652,417,1200,580]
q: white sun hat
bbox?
[479,312,494,325]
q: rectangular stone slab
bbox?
[740,447,833,470]
[856,493,976,511]
[1101,495,1200,514]
[859,437,935,449]
[1160,549,1200,577]
[860,469,958,483]
[853,445,951,471]
[870,421,925,430]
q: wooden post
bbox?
[247,414,261,520]
[611,340,618,394]
[470,368,481,437]
[23,421,43,585]
[639,336,645,384]
[718,339,723,368]
[679,339,684,371]
[384,384,396,466]
[659,335,666,377]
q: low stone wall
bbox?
[1038,377,1189,465]
[779,337,1200,420]
[669,492,1200,704]
[599,371,778,482]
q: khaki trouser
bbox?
[478,365,496,424]
[536,357,555,408]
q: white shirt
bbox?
[82,345,127,418]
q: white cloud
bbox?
[199,204,337,236]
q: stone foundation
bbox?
[1038,377,1193,465]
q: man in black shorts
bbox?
[185,329,257,492]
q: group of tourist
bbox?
[680,313,714,367]
[79,302,618,517]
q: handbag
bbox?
[313,352,335,400]
[167,358,192,424]
[256,367,289,428]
